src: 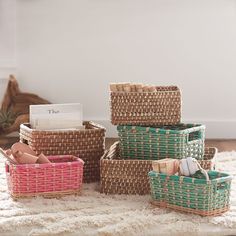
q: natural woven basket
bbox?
[100,142,217,195]
[20,121,106,183]
[118,123,205,160]
[149,170,232,216]
[110,86,181,126]
[6,155,84,199]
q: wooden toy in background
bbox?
[152,159,179,175]
[0,75,50,134]
[152,157,208,177]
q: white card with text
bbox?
[30,103,83,130]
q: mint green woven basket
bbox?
[148,170,232,216]
[117,123,205,160]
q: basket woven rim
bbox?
[20,121,106,133]
[117,123,205,134]
[6,155,84,168]
[110,86,180,93]
[101,141,217,161]
[148,170,232,184]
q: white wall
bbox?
[16,0,236,138]
[0,0,16,104]
[0,0,16,67]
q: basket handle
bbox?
[102,141,119,160]
[19,123,31,145]
[187,130,203,143]
[215,181,230,193]
[20,136,29,145]
[212,173,232,193]
[194,159,209,182]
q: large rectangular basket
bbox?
[110,86,181,126]
[118,123,205,160]
[6,155,84,199]
[100,141,217,195]
[20,121,106,183]
[149,170,232,216]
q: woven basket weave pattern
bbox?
[6,155,84,199]
[20,121,106,183]
[100,142,217,195]
[118,124,205,160]
[110,86,181,126]
[149,170,232,216]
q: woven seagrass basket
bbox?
[100,142,217,195]
[110,86,181,126]
[20,121,106,183]
[149,170,232,216]
[118,123,205,160]
[6,155,84,199]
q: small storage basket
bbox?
[6,155,84,199]
[110,86,181,126]
[149,170,232,216]
[20,121,106,183]
[118,123,205,160]
[100,142,216,195]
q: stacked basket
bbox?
[20,121,106,183]
[100,82,232,216]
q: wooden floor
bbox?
[204,139,236,152]
[0,135,236,152]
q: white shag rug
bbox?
[0,152,236,236]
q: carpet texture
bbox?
[0,152,236,236]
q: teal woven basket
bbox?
[117,123,205,160]
[148,170,232,216]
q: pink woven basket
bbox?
[5,155,84,199]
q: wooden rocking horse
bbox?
[0,75,50,134]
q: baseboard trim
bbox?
[92,120,236,139]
